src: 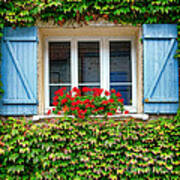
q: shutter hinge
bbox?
[140,36,144,43]
[144,98,149,102]
[36,36,39,43]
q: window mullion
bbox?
[103,38,110,91]
[71,39,78,89]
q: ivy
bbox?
[0,115,180,179]
[0,0,180,98]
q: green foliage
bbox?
[0,0,179,27]
[0,115,180,179]
[0,0,179,99]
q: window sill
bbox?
[32,114,149,121]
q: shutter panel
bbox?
[143,24,178,114]
[0,27,38,115]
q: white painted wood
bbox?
[71,38,78,90]
[49,83,71,86]
[131,37,137,112]
[44,40,49,111]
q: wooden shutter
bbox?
[143,24,178,114]
[0,27,38,115]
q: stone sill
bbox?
[32,114,149,121]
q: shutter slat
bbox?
[3,99,37,104]
[4,37,37,42]
[143,24,179,114]
[145,98,178,103]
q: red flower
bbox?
[118,99,124,103]
[116,92,122,97]
[105,90,110,96]
[61,99,68,104]
[66,94,71,98]
[91,104,95,108]
[74,107,80,110]
[98,107,104,111]
[54,89,64,96]
[124,110,129,114]
[102,100,108,105]
[109,99,114,103]
[52,108,56,111]
[76,100,81,105]
[61,87,67,91]
[70,97,75,101]
[107,112,113,116]
[84,99,90,104]
[53,96,59,101]
[57,111,61,115]
[85,104,91,108]
[71,102,77,106]
[93,88,103,96]
[82,87,90,92]
[52,101,58,106]
[47,110,51,115]
[111,89,116,93]
[72,87,78,92]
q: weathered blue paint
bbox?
[143,24,179,114]
[0,27,38,115]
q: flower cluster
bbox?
[48,87,129,119]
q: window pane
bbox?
[110,41,131,82]
[50,86,70,106]
[49,42,70,83]
[110,86,132,105]
[78,42,100,83]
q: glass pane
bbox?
[79,86,100,96]
[78,42,100,83]
[110,41,131,83]
[50,86,70,106]
[110,86,132,105]
[49,42,70,83]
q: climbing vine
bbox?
[0,0,180,98]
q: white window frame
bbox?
[44,36,137,112]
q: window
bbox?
[45,37,136,112]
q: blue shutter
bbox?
[143,24,178,114]
[0,27,38,115]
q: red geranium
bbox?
[124,110,129,114]
[102,100,108,105]
[82,87,91,93]
[71,102,77,106]
[118,99,124,103]
[53,96,59,101]
[52,101,58,106]
[105,90,111,96]
[66,94,72,98]
[109,99,114,103]
[61,99,68,104]
[116,92,122,97]
[107,112,113,116]
[72,87,78,92]
[47,110,51,115]
[111,89,116,93]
